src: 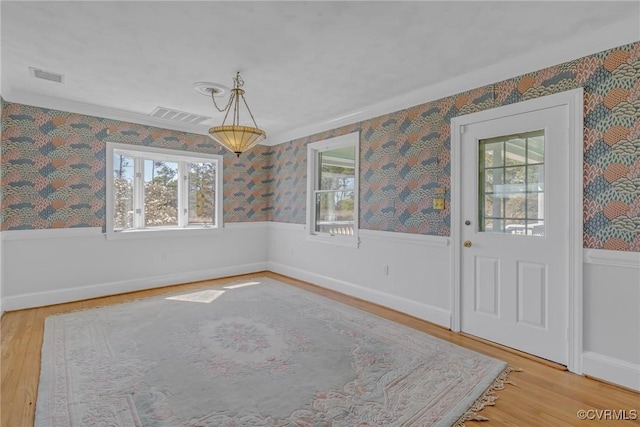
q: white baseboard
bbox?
[582,351,640,392]
[268,261,451,328]
[2,262,268,311]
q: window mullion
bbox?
[178,161,187,228]
[313,150,320,233]
[134,157,145,229]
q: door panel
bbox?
[516,261,547,328]
[460,105,569,365]
[474,256,500,316]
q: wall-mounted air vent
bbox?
[150,107,211,125]
[29,67,65,83]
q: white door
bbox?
[459,105,570,365]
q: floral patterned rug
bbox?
[36,277,512,426]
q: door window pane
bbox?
[478,130,545,236]
[527,165,544,191]
[505,193,527,219]
[483,141,504,168]
[144,160,178,227]
[505,166,526,188]
[505,138,527,166]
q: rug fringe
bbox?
[452,366,522,427]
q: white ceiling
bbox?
[2,1,639,145]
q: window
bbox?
[106,142,223,237]
[478,130,544,236]
[306,132,359,246]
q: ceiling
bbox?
[2,1,639,145]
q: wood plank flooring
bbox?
[2,272,639,426]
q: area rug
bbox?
[36,277,514,426]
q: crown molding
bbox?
[1,89,212,137]
[262,16,640,146]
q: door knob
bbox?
[463,240,472,248]
[465,220,471,226]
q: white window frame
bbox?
[106,142,223,240]
[306,132,359,247]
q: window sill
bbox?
[105,226,222,240]
[306,233,360,248]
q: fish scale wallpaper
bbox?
[2,42,639,251]
[0,104,273,229]
[270,41,640,251]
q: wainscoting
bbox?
[267,222,451,327]
[0,223,269,311]
[583,249,640,391]
[1,223,638,391]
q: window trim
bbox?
[105,142,223,239]
[306,132,359,248]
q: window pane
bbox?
[505,138,527,166]
[505,166,526,189]
[319,147,355,191]
[484,218,504,233]
[144,160,178,227]
[483,141,503,168]
[527,134,544,164]
[527,193,543,219]
[484,194,502,218]
[113,154,134,230]
[527,164,544,192]
[315,190,355,235]
[479,130,545,236]
[505,219,528,234]
[188,162,216,226]
[505,193,526,219]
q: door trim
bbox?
[450,88,584,373]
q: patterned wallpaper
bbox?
[496,43,640,251]
[270,42,640,251]
[1,42,638,251]
[0,102,272,229]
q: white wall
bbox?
[0,223,268,311]
[582,249,640,391]
[1,223,638,391]
[267,222,451,327]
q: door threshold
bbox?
[460,332,567,371]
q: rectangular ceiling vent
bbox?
[150,107,211,125]
[29,67,65,83]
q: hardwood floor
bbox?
[2,272,638,426]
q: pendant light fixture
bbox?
[206,72,266,157]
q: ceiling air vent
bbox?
[150,107,210,125]
[29,67,65,83]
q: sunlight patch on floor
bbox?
[166,289,225,303]
[223,281,261,289]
